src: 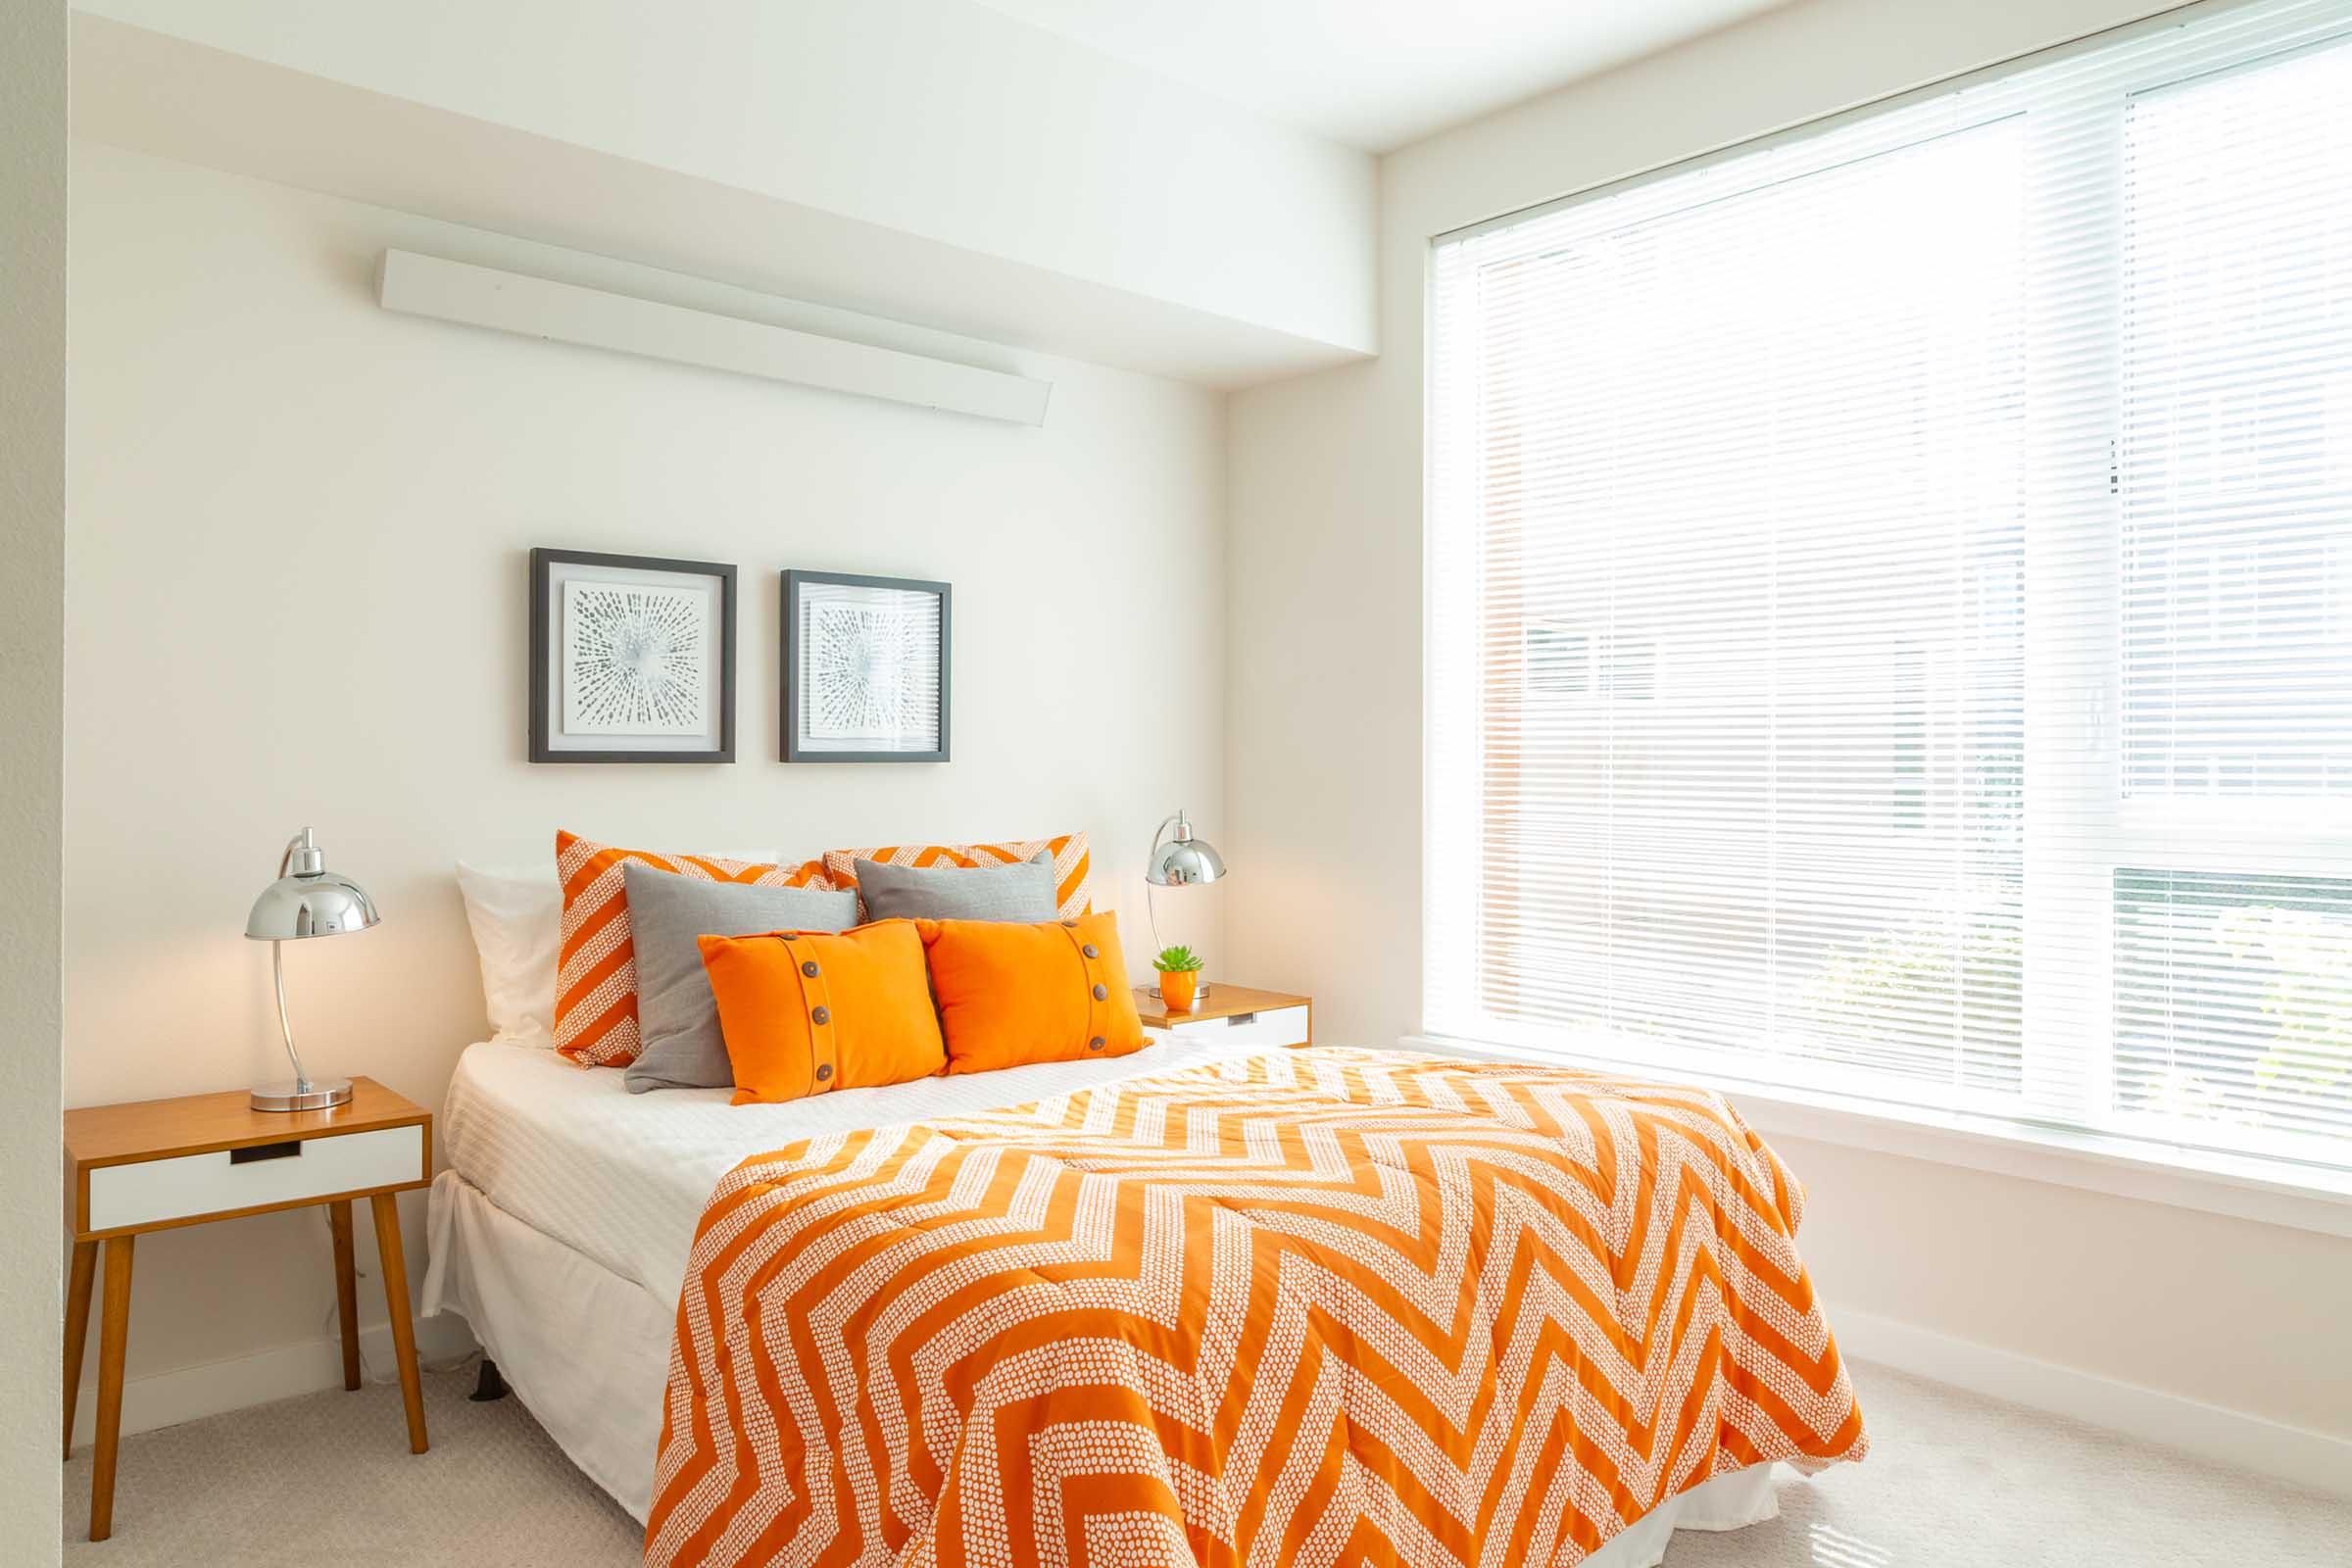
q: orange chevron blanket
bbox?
[643,1048,1865,1568]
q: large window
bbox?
[1427,0,2352,1176]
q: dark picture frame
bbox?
[529,547,738,763]
[781,569,952,763]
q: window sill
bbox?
[1400,1031,2352,1241]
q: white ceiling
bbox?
[968,0,1790,152]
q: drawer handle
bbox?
[1226,1012,1257,1027]
[229,1141,303,1165]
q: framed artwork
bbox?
[529,547,736,763]
[782,569,952,763]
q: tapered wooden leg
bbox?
[89,1235,133,1542]
[370,1192,427,1453]
[64,1239,96,1459]
[329,1200,362,1392]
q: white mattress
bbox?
[441,1034,1276,1308]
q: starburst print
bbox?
[562,580,710,734]
[805,596,937,743]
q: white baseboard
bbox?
[1832,1303,2352,1500]
[69,1314,478,1450]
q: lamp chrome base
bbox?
[250,1077,353,1112]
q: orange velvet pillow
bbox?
[916,911,1145,1074]
[697,921,946,1105]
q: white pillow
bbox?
[455,849,778,1045]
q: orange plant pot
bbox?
[1157,970,1199,1012]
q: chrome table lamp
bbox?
[1145,808,1226,1000]
[244,827,379,1111]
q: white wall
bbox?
[65,138,1227,1414]
[1226,0,2352,1455]
[1,2,67,1560]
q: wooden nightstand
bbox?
[63,1077,432,1542]
[1134,983,1312,1050]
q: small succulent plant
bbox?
[1152,944,1204,973]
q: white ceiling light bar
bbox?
[376,249,1053,426]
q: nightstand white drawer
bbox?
[86,1124,424,1233]
[1146,1004,1310,1049]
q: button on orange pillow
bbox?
[916,912,1145,1074]
[697,921,945,1105]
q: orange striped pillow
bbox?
[554,830,830,1068]
[822,832,1091,921]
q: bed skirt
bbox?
[420,1167,672,1521]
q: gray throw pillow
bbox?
[620,863,858,1093]
[854,852,1058,923]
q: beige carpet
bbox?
[64,1358,2349,1565]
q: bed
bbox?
[422,1038,1862,1567]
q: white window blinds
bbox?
[1428,0,2352,1175]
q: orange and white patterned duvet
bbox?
[643,1048,1866,1568]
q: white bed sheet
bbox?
[440,1033,1277,1309]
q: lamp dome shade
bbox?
[1147,835,1227,888]
[246,869,380,940]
